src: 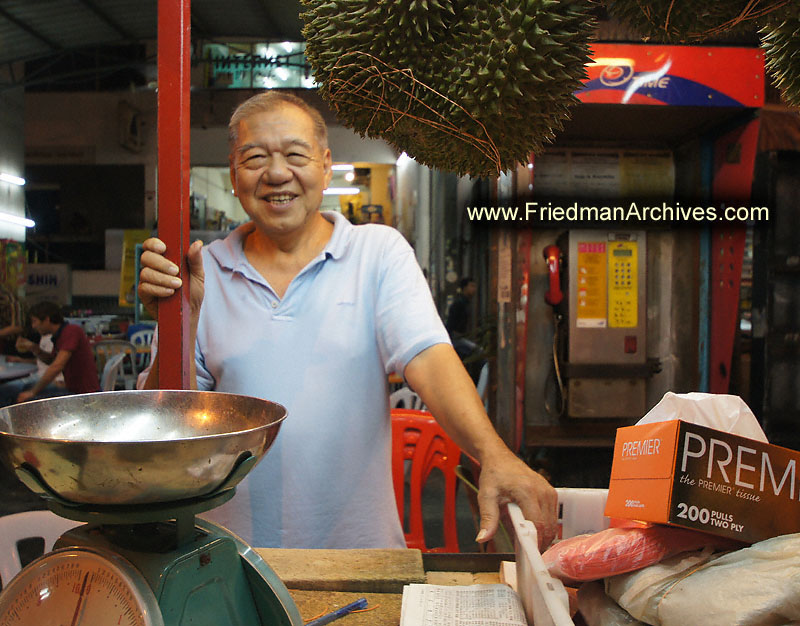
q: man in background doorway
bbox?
[446,277,484,383]
[446,277,477,338]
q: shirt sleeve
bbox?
[374,228,450,378]
[57,325,81,352]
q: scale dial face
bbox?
[0,547,164,626]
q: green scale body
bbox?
[54,519,302,626]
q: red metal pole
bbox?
[514,231,531,454]
[709,117,760,394]
[157,0,192,389]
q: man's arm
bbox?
[6,355,36,364]
[404,343,558,549]
[0,324,24,338]
[16,336,55,364]
[17,349,72,403]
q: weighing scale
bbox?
[0,390,304,626]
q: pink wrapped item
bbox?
[543,524,742,584]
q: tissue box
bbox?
[605,419,800,544]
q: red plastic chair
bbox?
[390,408,461,552]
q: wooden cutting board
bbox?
[256,548,425,593]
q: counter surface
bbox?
[257,548,504,625]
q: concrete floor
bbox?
[414,465,481,553]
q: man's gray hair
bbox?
[228,92,329,156]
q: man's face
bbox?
[229,104,332,241]
[463,281,477,298]
[30,316,46,334]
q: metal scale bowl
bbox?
[0,390,304,626]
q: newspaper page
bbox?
[400,584,527,626]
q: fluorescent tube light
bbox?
[331,164,355,171]
[323,187,360,195]
[0,173,25,186]
[0,211,34,228]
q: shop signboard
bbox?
[577,44,764,107]
[26,263,71,305]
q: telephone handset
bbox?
[542,243,567,417]
[543,244,563,307]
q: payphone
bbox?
[545,230,652,418]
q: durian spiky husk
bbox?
[607,0,760,43]
[300,0,595,177]
[761,7,800,107]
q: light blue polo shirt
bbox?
[199,211,450,548]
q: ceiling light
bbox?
[323,187,360,195]
[0,173,25,186]
[344,171,355,182]
[0,211,34,228]
[331,164,355,171]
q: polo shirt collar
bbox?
[209,210,353,271]
[51,321,67,343]
[321,210,352,261]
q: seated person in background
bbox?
[0,333,67,406]
[14,301,100,403]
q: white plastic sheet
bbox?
[577,581,644,626]
[606,534,800,626]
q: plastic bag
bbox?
[543,524,741,584]
[607,533,800,626]
[605,548,716,624]
[637,391,767,442]
[577,581,645,626]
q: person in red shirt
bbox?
[14,301,100,403]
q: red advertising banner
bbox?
[577,43,764,107]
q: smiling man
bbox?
[138,92,557,550]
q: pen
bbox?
[305,597,368,626]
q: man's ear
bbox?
[322,148,333,189]
[229,159,238,197]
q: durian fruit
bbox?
[607,0,757,43]
[300,0,595,177]
[760,6,800,107]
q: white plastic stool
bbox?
[0,510,80,588]
[389,386,426,410]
